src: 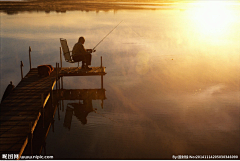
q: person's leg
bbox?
[74,55,86,68]
[82,61,85,68]
[86,53,92,66]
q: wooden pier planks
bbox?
[59,67,106,76]
[0,68,56,157]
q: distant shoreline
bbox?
[0,0,181,15]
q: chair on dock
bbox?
[60,38,82,67]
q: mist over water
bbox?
[0,1,239,159]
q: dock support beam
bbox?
[61,77,63,89]
[101,75,103,89]
[29,46,32,70]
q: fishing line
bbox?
[92,20,123,50]
[122,20,148,45]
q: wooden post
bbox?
[60,47,62,69]
[101,75,103,89]
[100,56,103,89]
[29,46,32,70]
[61,77,63,89]
[20,61,24,80]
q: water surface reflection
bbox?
[60,89,106,128]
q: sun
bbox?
[189,1,235,37]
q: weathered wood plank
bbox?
[0,129,30,136]
[0,116,37,122]
[0,132,28,138]
[1,99,42,104]
[6,90,51,94]
[0,120,34,127]
[3,96,41,100]
[0,143,25,152]
[0,137,26,145]
[0,127,30,133]
[1,111,39,116]
[0,104,42,109]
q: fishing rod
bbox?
[92,20,123,51]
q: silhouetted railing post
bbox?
[20,61,24,80]
[29,46,32,70]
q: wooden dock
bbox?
[0,65,106,159]
[59,67,106,76]
[0,68,56,158]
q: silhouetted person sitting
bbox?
[72,37,94,69]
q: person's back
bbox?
[72,36,93,69]
[72,41,87,56]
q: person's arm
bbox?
[79,44,88,54]
[86,49,92,53]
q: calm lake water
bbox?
[0,1,240,159]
